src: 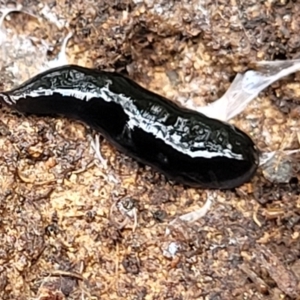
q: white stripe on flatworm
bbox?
[9,83,243,160]
[0,93,14,105]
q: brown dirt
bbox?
[0,0,300,299]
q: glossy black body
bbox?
[0,65,259,189]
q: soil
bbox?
[0,0,300,299]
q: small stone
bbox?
[262,153,294,183]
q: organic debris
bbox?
[0,0,300,299]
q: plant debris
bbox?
[0,0,300,299]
